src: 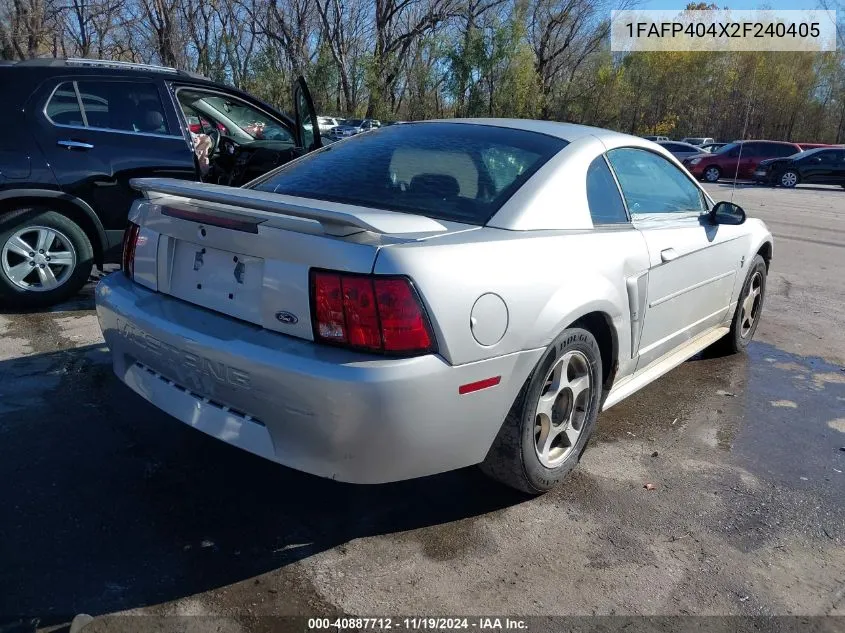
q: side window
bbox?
[75,81,170,134]
[45,83,84,126]
[741,143,762,157]
[833,150,845,163]
[586,156,628,225]
[777,144,800,157]
[606,147,706,215]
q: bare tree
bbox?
[528,0,621,118]
[314,0,367,112]
[0,0,63,59]
[133,0,188,66]
[366,0,459,116]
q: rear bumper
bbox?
[95,273,542,483]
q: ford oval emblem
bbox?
[275,311,299,325]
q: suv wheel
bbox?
[0,208,94,309]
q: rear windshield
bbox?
[251,122,567,225]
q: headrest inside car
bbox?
[408,174,460,198]
[140,110,165,133]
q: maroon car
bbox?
[683,140,802,182]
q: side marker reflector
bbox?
[459,376,501,395]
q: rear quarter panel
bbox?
[373,227,650,373]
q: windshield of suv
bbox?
[202,95,290,141]
[346,119,364,127]
[250,122,567,225]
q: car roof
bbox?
[6,57,209,79]
[424,117,644,145]
[1,57,292,123]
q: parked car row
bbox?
[644,134,844,186]
[677,139,845,188]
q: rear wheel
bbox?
[480,327,603,494]
[0,208,94,309]
[703,166,721,183]
[780,170,799,188]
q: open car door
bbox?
[293,76,322,153]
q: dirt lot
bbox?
[1,183,844,631]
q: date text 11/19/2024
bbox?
[307,617,528,631]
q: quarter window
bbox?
[606,147,706,215]
[45,83,84,126]
[586,156,628,224]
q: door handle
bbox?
[661,248,679,263]
[57,140,94,150]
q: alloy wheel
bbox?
[1,225,77,292]
[534,350,593,468]
[739,271,764,338]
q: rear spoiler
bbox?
[130,178,447,236]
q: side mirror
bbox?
[710,201,746,225]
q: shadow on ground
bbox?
[0,344,526,625]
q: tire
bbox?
[0,208,94,309]
[780,170,799,188]
[703,166,722,183]
[480,327,603,494]
[712,254,767,355]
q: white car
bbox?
[682,137,716,147]
[96,120,772,493]
[317,116,340,134]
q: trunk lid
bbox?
[128,178,477,341]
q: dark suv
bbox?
[0,58,322,308]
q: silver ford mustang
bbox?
[95,119,772,493]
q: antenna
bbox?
[731,64,757,204]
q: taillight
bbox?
[122,222,140,279]
[310,270,436,356]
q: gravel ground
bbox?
[0,182,843,631]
